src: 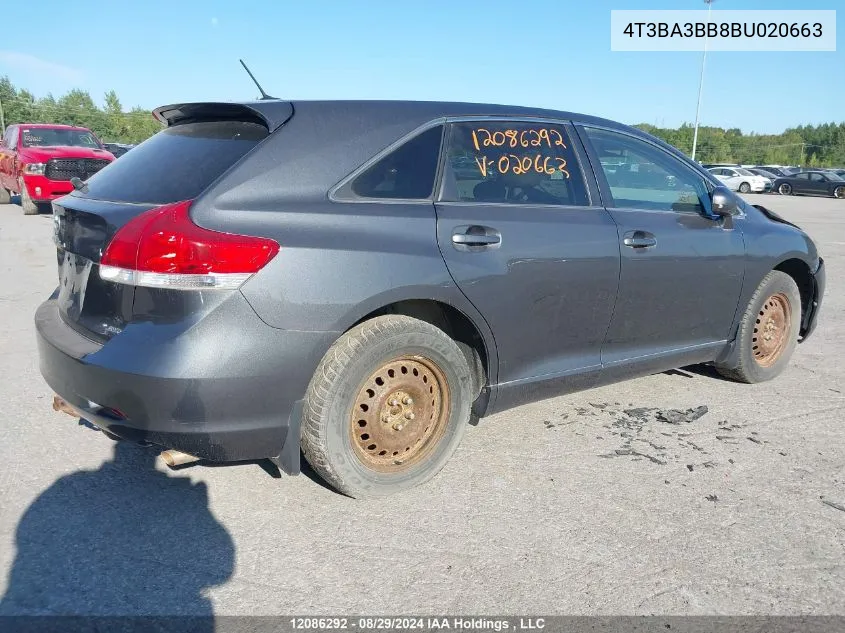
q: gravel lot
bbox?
[0,194,842,616]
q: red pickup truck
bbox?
[0,123,115,214]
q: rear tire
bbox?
[301,315,473,498]
[0,187,10,204]
[20,181,39,215]
[778,183,793,196]
[716,271,800,384]
[738,182,751,193]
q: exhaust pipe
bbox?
[160,449,201,468]
[52,395,79,417]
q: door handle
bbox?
[622,230,656,248]
[452,225,501,247]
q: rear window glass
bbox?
[81,121,268,204]
[344,125,443,200]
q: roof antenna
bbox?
[239,59,276,100]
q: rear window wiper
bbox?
[70,177,89,193]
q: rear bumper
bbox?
[35,294,337,473]
[800,257,825,342]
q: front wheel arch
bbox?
[774,258,814,333]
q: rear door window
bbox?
[80,120,269,204]
[440,121,588,206]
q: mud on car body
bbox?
[36,99,824,497]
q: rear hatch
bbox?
[52,101,292,342]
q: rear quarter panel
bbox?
[189,103,499,379]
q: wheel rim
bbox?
[752,293,792,368]
[740,183,750,193]
[779,184,791,195]
[349,355,450,473]
[834,186,845,199]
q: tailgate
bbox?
[53,198,157,341]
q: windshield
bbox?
[828,172,844,181]
[21,128,101,149]
[736,168,755,176]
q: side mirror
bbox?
[710,186,737,217]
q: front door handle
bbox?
[452,225,501,247]
[622,230,656,249]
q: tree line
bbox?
[2,76,844,166]
[0,76,161,144]
[635,122,845,168]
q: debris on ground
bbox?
[705,494,718,502]
[820,498,845,513]
[656,405,709,424]
[747,436,762,445]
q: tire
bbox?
[20,180,39,215]
[778,183,792,196]
[738,182,751,194]
[301,314,473,498]
[716,271,801,384]
[0,187,10,204]
[833,185,845,199]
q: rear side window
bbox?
[343,125,444,200]
[81,120,268,204]
[440,121,588,206]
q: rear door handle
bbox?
[622,230,656,249]
[452,225,501,247]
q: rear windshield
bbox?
[81,120,268,204]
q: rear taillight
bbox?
[99,200,279,290]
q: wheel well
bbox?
[353,300,489,394]
[774,258,813,323]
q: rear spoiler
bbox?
[152,100,294,133]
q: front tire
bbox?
[20,180,39,215]
[738,182,751,194]
[778,183,793,196]
[716,271,801,384]
[833,185,845,199]
[301,315,473,498]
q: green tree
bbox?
[0,75,163,144]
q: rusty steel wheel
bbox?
[301,314,473,498]
[715,270,801,384]
[350,356,450,473]
[752,293,791,367]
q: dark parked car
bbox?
[103,142,135,158]
[37,100,825,498]
[773,170,845,198]
[748,167,780,181]
[755,166,792,178]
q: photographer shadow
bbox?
[0,439,234,629]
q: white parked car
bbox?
[707,167,770,193]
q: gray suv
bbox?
[37,100,825,498]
